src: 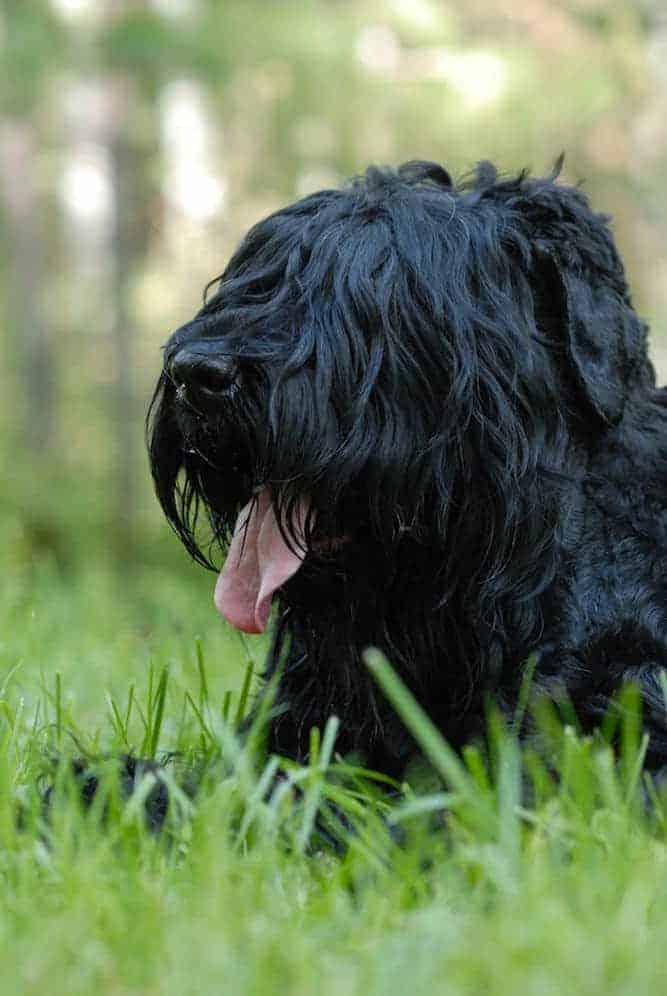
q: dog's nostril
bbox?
[195,358,238,394]
[169,350,238,396]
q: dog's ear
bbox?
[536,249,647,427]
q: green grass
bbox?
[2,559,667,995]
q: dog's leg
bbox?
[539,624,667,779]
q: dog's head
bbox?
[148,160,653,655]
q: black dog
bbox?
[149,160,667,779]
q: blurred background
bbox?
[1,0,667,712]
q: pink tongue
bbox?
[214,489,309,634]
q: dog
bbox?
[148,160,667,780]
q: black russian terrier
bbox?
[149,160,667,781]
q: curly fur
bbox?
[148,160,667,776]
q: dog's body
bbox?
[149,161,667,777]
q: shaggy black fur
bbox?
[148,160,667,779]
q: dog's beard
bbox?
[151,354,573,674]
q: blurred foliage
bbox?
[0,0,666,582]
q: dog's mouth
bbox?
[213,489,320,634]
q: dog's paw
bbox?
[42,755,171,833]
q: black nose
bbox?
[167,345,238,401]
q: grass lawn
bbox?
[2,557,667,995]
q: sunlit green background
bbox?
[2,0,667,705]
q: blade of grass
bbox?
[512,651,538,734]
[54,671,62,750]
[124,682,136,737]
[364,648,470,796]
[184,691,216,747]
[234,661,254,728]
[106,693,131,750]
[147,666,169,759]
[195,638,209,711]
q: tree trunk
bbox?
[0,119,55,453]
[108,89,139,558]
